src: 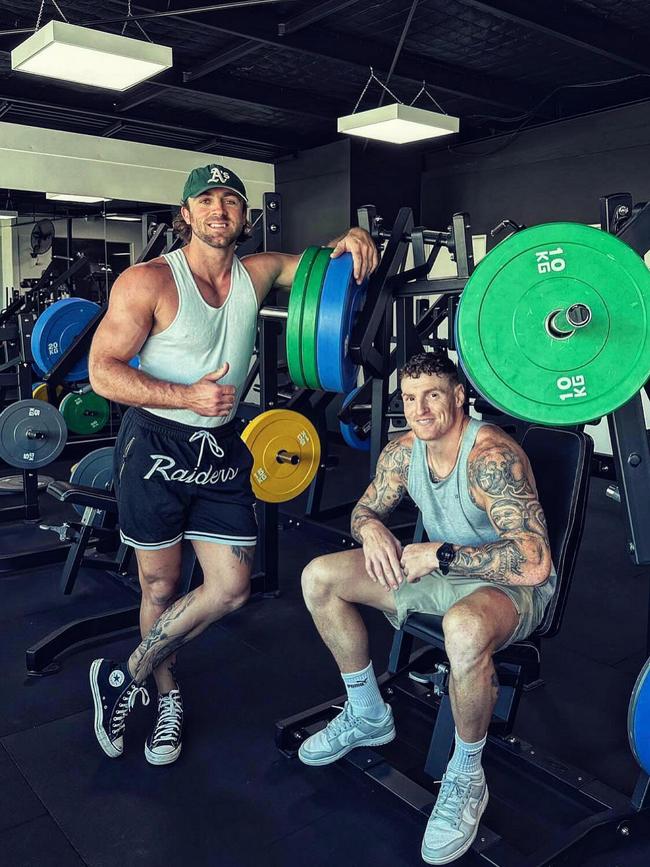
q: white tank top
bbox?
[139,248,258,428]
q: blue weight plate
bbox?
[628,656,650,774]
[69,446,115,518]
[31,298,101,382]
[339,386,370,451]
[316,253,367,393]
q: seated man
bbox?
[299,351,553,865]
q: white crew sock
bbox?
[447,730,487,776]
[341,661,386,720]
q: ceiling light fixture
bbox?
[46,193,110,203]
[0,209,18,220]
[338,69,459,145]
[11,19,172,91]
[338,103,459,144]
[105,213,142,222]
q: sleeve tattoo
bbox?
[454,444,551,586]
[351,439,410,543]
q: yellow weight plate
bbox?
[32,382,63,403]
[241,409,321,503]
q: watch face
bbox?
[439,544,454,564]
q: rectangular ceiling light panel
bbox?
[338,103,459,144]
[46,193,110,203]
[12,20,173,91]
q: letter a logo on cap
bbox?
[210,167,230,184]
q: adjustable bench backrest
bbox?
[521,426,593,639]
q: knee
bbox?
[442,605,492,675]
[301,556,337,609]
[205,582,250,615]
[139,571,180,608]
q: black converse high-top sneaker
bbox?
[145,689,183,766]
[89,659,150,758]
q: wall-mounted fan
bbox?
[30,219,55,258]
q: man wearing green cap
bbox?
[87,163,378,766]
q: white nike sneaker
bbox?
[421,767,489,864]
[298,701,395,766]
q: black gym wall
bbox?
[349,140,423,227]
[274,138,423,251]
[275,140,352,253]
[420,100,650,238]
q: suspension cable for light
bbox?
[11,1,172,91]
[338,70,459,144]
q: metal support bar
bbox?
[258,305,288,320]
[607,393,650,565]
[256,316,280,594]
[263,192,282,252]
[44,307,106,386]
[351,206,413,376]
[616,200,650,258]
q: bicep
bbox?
[90,274,154,365]
[356,441,409,516]
[243,252,301,302]
[469,444,549,542]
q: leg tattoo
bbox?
[230,545,255,568]
[130,593,197,683]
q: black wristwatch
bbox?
[437,542,456,576]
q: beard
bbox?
[191,220,242,249]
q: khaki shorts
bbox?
[385,571,550,650]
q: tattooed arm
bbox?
[351,436,412,591]
[451,438,552,586]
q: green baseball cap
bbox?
[182,164,248,203]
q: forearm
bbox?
[90,358,188,409]
[452,536,550,587]
[351,505,384,545]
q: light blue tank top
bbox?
[407,418,556,600]
[139,249,258,428]
[408,419,498,546]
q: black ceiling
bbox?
[1,0,650,171]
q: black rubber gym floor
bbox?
[1,457,650,866]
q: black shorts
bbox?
[114,408,257,550]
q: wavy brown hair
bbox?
[172,198,251,245]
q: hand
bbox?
[330,227,380,285]
[186,362,236,417]
[400,543,440,584]
[359,520,404,591]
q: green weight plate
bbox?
[59,391,110,435]
[286,246,320,388]
[457,222,650,426]
[301,248,333,390]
